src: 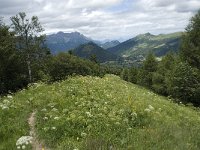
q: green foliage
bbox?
[43,53,101,81]
[166,61,200,105]
[10,12,49,82]
[137,53,157,88]
[120,68,129,81]
[0,23,27,94]
[128,67,138,84]
[180,10,200,69]
[107,32,182,58]
[1,75,200,149]
[152,53,175,95]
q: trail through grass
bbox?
[0,75,200,149]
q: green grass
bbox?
[0,75,200,149]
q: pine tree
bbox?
[137,53,157,88]
[180,10,200,69]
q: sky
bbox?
[0,0,200,41]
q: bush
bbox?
[166,62,200,105]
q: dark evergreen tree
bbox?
[180,10,200,69]
[152,53,175,95]
[137,53,157,88]
[121,68,129,81]
[128,67,138,84]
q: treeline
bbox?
[121,10,200,106]
[0,13,120,94]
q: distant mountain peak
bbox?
[71,31,81,35]
[57,31,65,34]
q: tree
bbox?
[10,12,49,82]
[0,20,27,94]
[166,61,200,105]
[180,10,200,69]
[89,54,98,63]
[121,68,129,81]
[137,53,157,88]
[152,53,175,95]
[128,67,138,84]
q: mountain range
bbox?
[46,31,183,62]
[107,32,182,58]
[46,31,120,54]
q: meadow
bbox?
[0,75,200,150]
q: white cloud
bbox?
[0,0,200,40]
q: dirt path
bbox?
[28,112,49,150]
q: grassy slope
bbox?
[0,75,200,150]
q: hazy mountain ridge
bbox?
[46,31,92,54]
[107,32,183,58]
[100,40,120,49]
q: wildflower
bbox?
[144,108,151,113]
[148,105,154,111]
[16,136,33,148]
[43,117,48,120]
[7,95,13,99]
[85,112,92,117]
[41,108,47,112]
[54,117,60,120]
[3,100,10,104]
[131,112,137,118]
[81,132,87,137]
[2,105,9,110]
[22,145,26,149]
[51,108,58,112]
[43,127,49,131]
[51,127,56,130]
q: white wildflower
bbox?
[43,117,48,120]
[16,136,33,147]
[7,95,13,99]
[22,145,26,149]
[81,132,87,137]
[41,108,47,112]
[51,108,58,112]
[2,105,9,110]
[17,146,21,149]
[54,117,60,120]
[51,127,56,130]
[144,108,151,113]
[43,127,49,131]
[3,100,10,104]
[85,112,92,117]
[131,112,137,118]
[148,105,154,111]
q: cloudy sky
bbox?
[1,0,200,41]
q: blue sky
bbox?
[0,0,200,41]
